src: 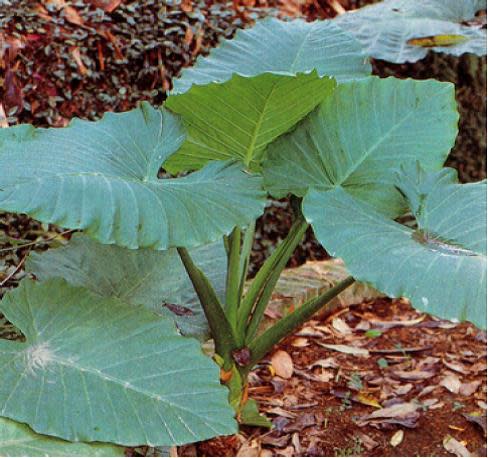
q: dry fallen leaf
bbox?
[356,393,382,409]
[390,429,404,447]
[265,407,296,419]
[477,401,487,410]
[331,389,382,408]
[291,432,301,455]
[418,385,437,397]
[290,337,309,347]
[366,403,418,419]
[271,350,294,379]
[237,439,261,457]
[459,380,482,396]
[369,315,426,329]
[391,369,436,381]
[440,374,462,394]
[332,317,352,335]
[295,368,334,383]
[356,432,379,451]
[443,435,473,457]
[395,383,413,395]
[356,402,420,428]
[443,359,470,375]
[318,343,369,357]
[307,357,338,369]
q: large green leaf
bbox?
[263,76,458,217]
[26,234,226,340]
[165,73,336,172]
[0,279,237,446]
[0,103,265,250]
[334,0,487,63]
[0,417,124,457]
[303,166,487,329]
[165,17,372,173]
[172,18,371,94]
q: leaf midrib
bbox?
[244,83,278,166]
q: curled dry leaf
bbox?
[390,429,404,447]
[271,350,294,379]
[443,435,473,457]
[440,374,462,394]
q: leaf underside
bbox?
[263,76,459,218]
[0,103,265,250]
[0,279,237,446]
[335,0,487,63]
[304,166,487,329]
[27,233,227,340]
[0,417,124,457]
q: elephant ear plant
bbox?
[0,14,486,458]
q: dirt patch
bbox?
[185,298,487,457]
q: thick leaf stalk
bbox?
[237,214,309,340]
[177,247,239,367]
[246,276,355,369]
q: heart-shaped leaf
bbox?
[0,103,265,250]
[165,17,372,173]
[0,279,237,446]
[0,417,124,457]
[263,76,458,217]
[303,166,486,328]
[335,0,487,63]
[172,18,371,94]
[166,72,336,172]
[27,234,227,340]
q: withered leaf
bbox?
[443,435,473,457]
[271,350,294,379]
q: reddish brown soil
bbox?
[184,299,487,457]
